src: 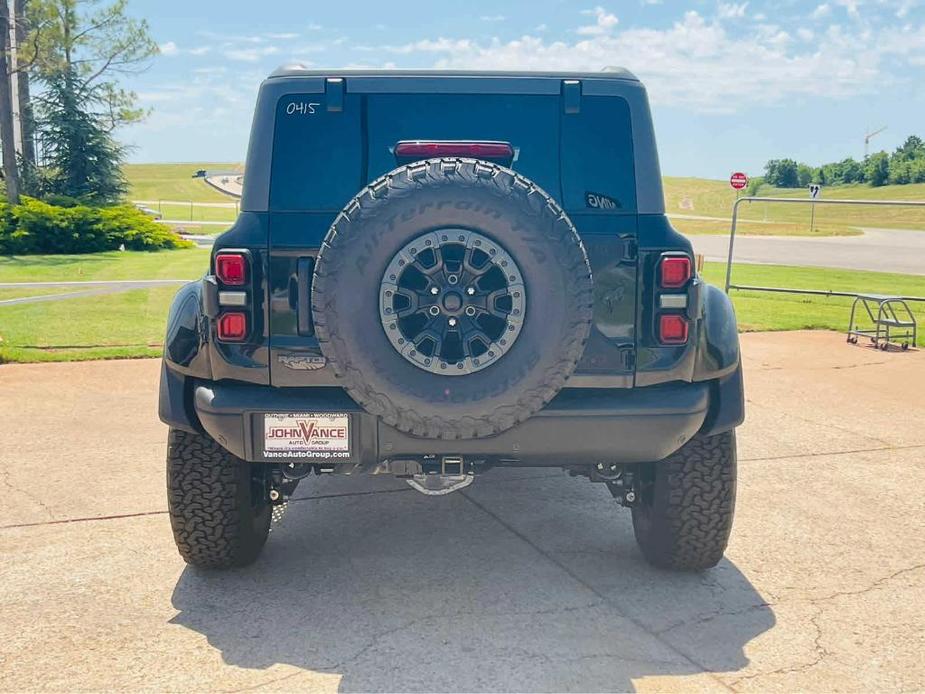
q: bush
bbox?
[0,198,194,255]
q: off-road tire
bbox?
[631,431,737,571]
[166,429,271,569]
[312,157,593,439]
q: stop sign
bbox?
[730,172,748,190]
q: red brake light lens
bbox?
[217,312,247,341]
[660,256,691,288]
[395,141,514,162]
[659,315,689,345]
[215,253,247,286]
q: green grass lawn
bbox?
[702,262,925,346]
[0,248,210,283]
[124,162,242,203]
[0,286,179,362]
[152,202,238,223]
[1,249,921,363]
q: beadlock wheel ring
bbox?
[379,229,526,376]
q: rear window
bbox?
[269,88,636,215]
[366,93,560,197]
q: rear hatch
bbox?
[265,75,639,386]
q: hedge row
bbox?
[0,198,194,254]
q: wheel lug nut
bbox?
[466,287,475,296]
[448,317,458,327]
[430,287,439,295]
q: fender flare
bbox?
[159,280,212,432]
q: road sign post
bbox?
[730,172,748,199]
[808,184,822,232]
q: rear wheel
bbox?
[631,431,737,571]
[166,429,271,569]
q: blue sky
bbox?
[123,0,925,180]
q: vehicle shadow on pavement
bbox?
[170,471,774,692]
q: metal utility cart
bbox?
[846,294,917,350]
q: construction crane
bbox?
[864,125,887,158]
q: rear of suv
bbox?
[159,68,744,572]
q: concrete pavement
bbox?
[0,331,923,691]
[691,227,925,276]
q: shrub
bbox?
[0,198,194,255]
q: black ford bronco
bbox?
[159,68,744,572]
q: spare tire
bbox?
[312,158,593,439]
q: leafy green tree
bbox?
[20,0,157,202]
[865,152,890,187]
[892,135,925,163]
[796,163,815,187]
[25,0,157,129]
[764,158,800,187]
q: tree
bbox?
[40,68,127,203]
[27,0,157,130]
[893,135,925,163]
[0,1,21,203]
[14,0,38,168]
[796,163,815,187]
[764,158,800,188]
[865,151,890,187]
[20,0,157,202]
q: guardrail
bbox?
[724,196,925,303]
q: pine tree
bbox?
[39,69,126,204]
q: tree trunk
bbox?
[0,0,20,203]
[14,0,35,167]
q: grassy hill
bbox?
[123,163,925,235]
[124,162,242,202]
[665,178,925,235]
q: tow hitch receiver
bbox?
[406,456,474,495]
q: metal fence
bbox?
[723,196,925,304]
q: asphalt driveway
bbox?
[0,331,923,692]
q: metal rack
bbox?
[846,294,917,350]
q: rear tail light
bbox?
[659,314,689,345]
[395,140,514,163]
[217,312,248,341]
[215,253,247,286]
[660,256,691,288]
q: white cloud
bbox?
[717,3,748,19]
[480,15,505,22]
[535,23,548,32]
[373,9,924,114]
[264,32,299,40]
[159,40,211,57]
[224,45,280,62]
[835,0,861,17]
[797,27,815,41]
[812,3,832,18]
[577,7,619,35]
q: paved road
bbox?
[1,332,923,691]
[692,227,925,276]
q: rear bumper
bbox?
[192,381,713,466]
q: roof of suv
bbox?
[267,66,639,82]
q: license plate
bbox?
[263,413,350,459]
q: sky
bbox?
[123,0,925,180]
